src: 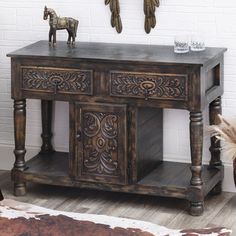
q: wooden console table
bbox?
[8,41,226,215]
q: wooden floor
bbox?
[0,170,235,231]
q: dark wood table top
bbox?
[7,40,227,66]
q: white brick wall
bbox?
[0,0,236,192]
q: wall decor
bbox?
[144,0,160,33]
[105,0,160,34]
[43,6,79,46]
[105,0,122,33]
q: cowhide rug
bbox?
[0,199,231,236]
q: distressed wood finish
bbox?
[136,107,163,181]
[40,100,54,154]
[189,111,204,216]
[12,99,26,196]
[22,67,93,95]
[8,41,226,216]
[190,112,203,187]
[110,71,188,101]
[0,170,236,232]
[209,96,223,195]
[74,103,128,185]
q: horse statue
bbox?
[43,6,79,46]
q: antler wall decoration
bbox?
[105,0,160,34]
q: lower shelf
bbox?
[20,151,223,200]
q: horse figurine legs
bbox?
[49,27,56,46]
[49,29,52,45]
[48,21,78,46]
[66,20,79,45]
[67,30,76,45]
[67,30,72,45]
[66,32,75,45]
[71,31,76,45]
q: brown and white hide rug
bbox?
[0,199,232,236]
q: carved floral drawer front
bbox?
[22,66,93,95]
[110,71,188,101]
[75,103,127,185]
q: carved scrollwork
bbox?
[83,113,100,137]
[82,112,119,176]
[22,67,92,95]
[84,149,118,175]
[101,115,118,139]
[110,71,188,101]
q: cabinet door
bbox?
[75,103,127,185]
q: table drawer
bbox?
[22,66,93,95]
[110,71,188,101]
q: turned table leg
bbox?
[40,100,54,154]
[209,96,222,194]
[189,111,204,216]
[12,99,26,196]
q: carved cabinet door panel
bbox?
[74,102,128,185]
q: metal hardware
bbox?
[140,81,156,100]
[52,81,59,95]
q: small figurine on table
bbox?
[43,6,79,46]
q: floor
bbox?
[0,170,235,232]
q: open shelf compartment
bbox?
[22,152,223,200]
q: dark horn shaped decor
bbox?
[144,0,160,33]
[105,0,123,33]
[105,0,160,34]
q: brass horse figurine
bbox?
[43,6,79,46]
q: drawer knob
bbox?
[140,81,156,100]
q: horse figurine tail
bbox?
[74,20,79,37]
